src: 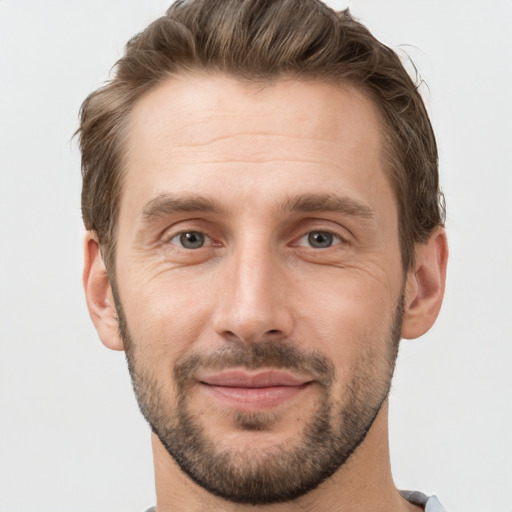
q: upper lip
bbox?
[197,370,312,388]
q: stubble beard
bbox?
[112,285,403,505]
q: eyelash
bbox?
[165,228,346,250]
[296,230,344,249]
[168,231,213,249]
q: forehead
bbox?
[121,74,392,218]
[126,74,384,160]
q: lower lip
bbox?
[199,383,311,411]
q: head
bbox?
[80,0,447,506]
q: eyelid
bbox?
[296,230,345,248]
[168,230,212,248]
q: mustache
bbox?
[174,340,335,388]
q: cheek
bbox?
[119,267,220,366]
[293,269,399,363]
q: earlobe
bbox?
[83,232,124,351]
[401,227,448,340]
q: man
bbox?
[78,0,448,510]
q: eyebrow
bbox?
[282,193,374,219]
[141,194,225,221]
[139,192,374,223]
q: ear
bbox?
[83,232,124,351]
[401,227,448,339]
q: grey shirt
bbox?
[145,491,447,511]
[401,491,448,512]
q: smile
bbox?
[197,370,314,411]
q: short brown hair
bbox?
[77,0,445,272]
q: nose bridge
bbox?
[236,242,274,309]
[213,234,293,343]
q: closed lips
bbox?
[197,370,313,388]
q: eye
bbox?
[169,231,208,249]
[299,230,341,249]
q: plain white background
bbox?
[0,1,511,511]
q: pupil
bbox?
[180,232,204,249]
[308,231,333,248]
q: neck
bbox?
[151,402,420,512]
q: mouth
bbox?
[196,369,314,411]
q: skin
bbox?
[84,75,448,512]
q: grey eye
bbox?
[306,231,336,248]
[171,231,207,249]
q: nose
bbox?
[212,244,294,344]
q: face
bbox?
[112,75,406,504]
